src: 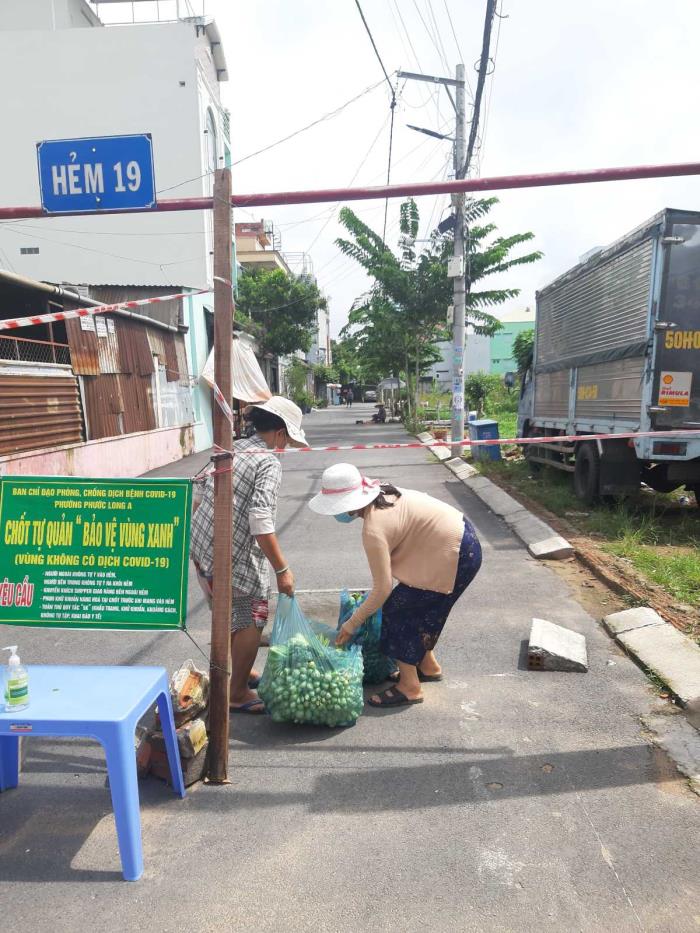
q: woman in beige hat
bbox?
[308,463,482,707]
[191,397,307,714]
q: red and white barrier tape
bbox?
[211,427,700,455]
[212,383,235,424]
[0,288,210,331]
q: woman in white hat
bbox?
[308,463,482,707]
[191,396,306,714]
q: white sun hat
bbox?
[248,396,307,447]
[308,463,382,516]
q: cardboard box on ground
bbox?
[135,661,211,788]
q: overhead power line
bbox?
[477,1,505,172]
[354,0,395,95]
[443,0,465,65]
[462,0,498,178]
[353,0,398,245]
[155,77,386,195]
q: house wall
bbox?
[0,424,195,478]
[184,292,214,451]
[427,336,491,389]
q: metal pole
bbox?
[450,63,466,457]
[3,161,700,220]
[207,168,233,784]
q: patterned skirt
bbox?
[379,519,482,665]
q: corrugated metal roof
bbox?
[163,332,180,383]
[147,328,168,368]
[81,374,124,440]
[116,319,154,377]
[174,334,190,386]
[0,367,83,455]
[95,315,121,374]
[84,285,186,329]
[65,316,100,375]
[120,373,156,434]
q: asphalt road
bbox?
[1,404,699,932]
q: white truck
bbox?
[518,208,700,503]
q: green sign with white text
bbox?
[0,477,191,630]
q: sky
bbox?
[131,1,700,338]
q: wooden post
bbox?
[207,168,233,783]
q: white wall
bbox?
[0,20,225,289]
[427,335,491,389]
[0,0,100,31]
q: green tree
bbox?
[236,266,327,357]
[512,327,535,375]
[465,372,502,418]
[336,197,542,418]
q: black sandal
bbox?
[387,668,442,683]
[367,687,424,708]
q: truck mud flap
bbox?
[599,439,641,495]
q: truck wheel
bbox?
[574,442,601,504]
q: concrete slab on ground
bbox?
[617,622,700,706]
[528,617,588,672]
[603,606,666,636]
[527,535,576,561]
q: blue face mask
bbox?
[334,512,357,524]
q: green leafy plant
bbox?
[512,327,535,375]
[236,266,327,357]
[336,197,541,418]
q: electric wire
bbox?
[462,0,497,178]
[353,0,395,96]
[424,0,452,72]
[476,0,504,173]
[443,0,464,64]
[155,77,386,195]
[411,0,448,72]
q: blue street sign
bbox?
[37,134,156,214]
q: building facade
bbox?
[0,0,232,455]
[489,308,535,375]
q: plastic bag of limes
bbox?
[258,595,364,727]
[338,589,397,685]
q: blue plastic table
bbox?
[0,665,185,881]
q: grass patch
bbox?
[476,458,700,608]
[493,411,517,441]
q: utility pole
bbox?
[397,67,466,446]
[450,62,467,457]
[207,168,234,783]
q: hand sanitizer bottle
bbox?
[3,646,29,712]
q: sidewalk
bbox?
[1,404,699,932]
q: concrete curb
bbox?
[603,607,700,708]
[418,435,574,560]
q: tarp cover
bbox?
[200,339,271,403]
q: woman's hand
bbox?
[276,568,295,597]
[335,622,354,647]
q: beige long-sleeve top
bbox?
[344,489,465,632]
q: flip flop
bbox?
[367,687,424,708]
[230,699,266,714]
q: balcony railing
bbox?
[0,335,71,366]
